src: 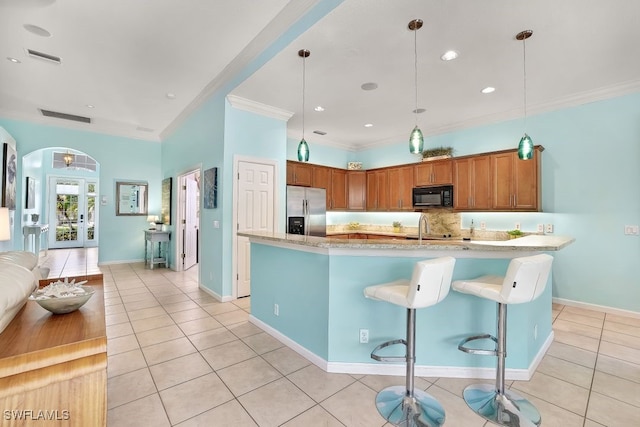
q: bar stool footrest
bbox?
[458,333,498,356]
[371,338,407,362]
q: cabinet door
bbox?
[513,153,539,210]
[347,171,366,211]
[312,166,332,207]
[388,166,414,210]
[286,161,313,186]
[453,159,472,209]
[414,162,433,187]
[366,171,378,210]
[491,153,514,210]
[331,169,348,210]
[472,156,492,210]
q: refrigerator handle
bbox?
[304,199,309,235]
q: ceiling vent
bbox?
[313,130,327,135]
[26,49,62,64]
[40,109,91,123]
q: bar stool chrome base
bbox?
[462,384,541,427]
[376,386,445,427]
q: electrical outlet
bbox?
[537,224,544,233]
[545,224,554,233]
[515,222,521,231]
[274,304,279,316]
[624,225,639,235]
[213,220,220,228]
[480,221,486,230]
[359,329,369,344]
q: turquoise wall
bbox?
[315,93,640,312]
[286,137,352,169]
[0,119,161,263]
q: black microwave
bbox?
[412,185,453,208]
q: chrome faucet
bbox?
[418,213,430,243]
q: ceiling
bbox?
[2,1,640,150]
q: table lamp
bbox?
[147,215,160,230]
[0,207,10,241]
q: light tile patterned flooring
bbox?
[51,250,640,426]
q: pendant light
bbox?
[297,49,310,162]
[63,151,74,167]
[516,30,534,160]
[408,19,424,154]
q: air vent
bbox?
[313,130,327,135]
[26,49,62,64]
[40,109,91,123]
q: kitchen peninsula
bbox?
[239,231,574,380]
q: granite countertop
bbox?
[238,231,575,252]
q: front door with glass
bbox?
[48,177,98,249]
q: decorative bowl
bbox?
[30,285,95,314]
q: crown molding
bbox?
[227,95,293,121]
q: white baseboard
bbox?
[553,297,640,319]
[249,315,553,381]
[199,285,233,303]
[98,258,144,266]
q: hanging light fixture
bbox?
[297,49,310,162]
[63,151,74,167]
[516,30,534,160]
[408,19,424,154]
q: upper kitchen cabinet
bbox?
[453,155,491,211]
[286,161,312,186]
[388,165,414,210]
[347,171,366,211]
[312,165,331,206]
[366,169,389,211]
[330,169,348,210]
[414,159,453,186]
[491,146,543,211]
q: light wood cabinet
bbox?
[453,155,491,210]
[347,171,366,211]
[366,170,389,211]
[287,161,312,186]
[491,147,542,211]
[388,166,414,210]
[414,159,453,186]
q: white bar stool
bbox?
[452,254,553,427]
[364,257,456,427]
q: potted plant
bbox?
[507,229,524,239]
[421,146,454,161]
[392,221,402,233]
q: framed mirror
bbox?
[116,181,148,216]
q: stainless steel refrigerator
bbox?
[286,185,326,237]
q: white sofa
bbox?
[0,251,40,334]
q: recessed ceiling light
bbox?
[481,86,496,94]
[314,106,324,112]
[166,93,176,100]
[412,108,426,114]
[7,57,21,63]
[440,50,459,61]
[364,123,373,128]
[361,82,378,91]
[23,24,52,37]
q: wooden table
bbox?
[0,281,106,426]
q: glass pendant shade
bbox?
[518,133,534,160]
[297,138,309,162]
[409,126,424,154]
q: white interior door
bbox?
[237,161,275,297]
[184,178,198,270]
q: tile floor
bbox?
[46,250,640,426]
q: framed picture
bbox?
[25,176,35,209]
[161,177,172,225]
[1,143,17,210]
[203,167,217,209]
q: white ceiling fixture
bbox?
[481,87,496,94]
[364,123,373,128]
[23,24,51,37]
[361,82,378,91]
[314,106,325,112]
[7,57,21,63]
[440,50,459,61]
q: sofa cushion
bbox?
[0,264,37,334]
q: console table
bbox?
[23,224,49,255]
[144,230,170,269]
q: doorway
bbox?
[177,169,200,271]
[233,157,278,298]
[48,176,98,249]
